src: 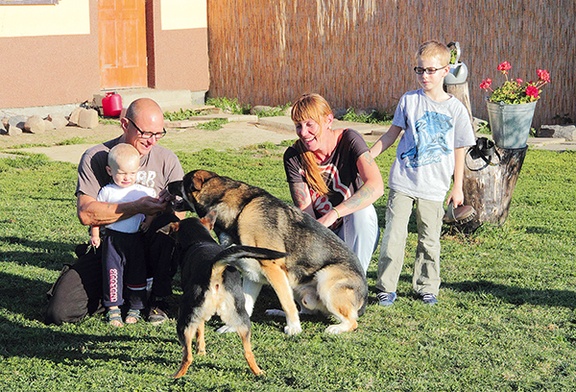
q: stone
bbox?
[536,128,555,138]
[68,107,83,126]
[44,119,56,131]
[47,114,70,129]
[6,124,23,136]
[539,124,576,141]
[77,108,99,129]
[8,115,26,135]
[250,105,274,115]
[24,115,46,134]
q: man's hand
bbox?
[158,188,175,204]
[133,196,170,216]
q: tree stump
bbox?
[457,145,528,233]
[445,82,473,126]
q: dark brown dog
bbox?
[166,213,285,378]
[168,169,368,335]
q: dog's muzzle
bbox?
[167,180,183,197]
[166,180,194,213]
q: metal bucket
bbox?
[487,101,537,149]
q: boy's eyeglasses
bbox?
[126,117,167,139]
[413,65,448,75]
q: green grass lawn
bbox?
[0,145,575,391]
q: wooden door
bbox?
[98,0,147,89]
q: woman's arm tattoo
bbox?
[290,182,309,208]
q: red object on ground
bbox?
[102,92,123,117]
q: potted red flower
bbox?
[480,62,551,148]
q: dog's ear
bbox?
[192,170,217,191]
[157,221,180,236]
[199,210,217,230]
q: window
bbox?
[0,1,59,4]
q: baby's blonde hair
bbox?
[108,143,140,171]
[291,93,332,195]
[416,40,451,65]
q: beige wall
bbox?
[0,0,99,109]
[0,0,209,110]
[152,0,209,92]
[0,0,90,37]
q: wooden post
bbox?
[445,82,474,126]
[456,145,528,233]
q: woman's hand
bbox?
[317,208,339,228]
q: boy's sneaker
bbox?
[377,292,397,306]
[421,293,438,305]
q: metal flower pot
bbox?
[487,101,537,149]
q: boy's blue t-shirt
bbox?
[389,89,475,201]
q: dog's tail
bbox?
[212,245,286,273]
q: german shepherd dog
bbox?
[168,169,368,335]
[165,213,285,378]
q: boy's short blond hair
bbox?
[108,143,140,170]
[416,40,451,65]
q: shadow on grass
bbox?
[0,235,77,271]
[0,314,174,366]
[444,280,576,310]
[0,271,55,321]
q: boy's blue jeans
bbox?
[376,190,444,296]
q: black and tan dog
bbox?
[166,213,285,378]
[168,169,368,335]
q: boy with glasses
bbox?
[369,40,475,306]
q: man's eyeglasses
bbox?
[413,65,448,75]
[126,117,166,139]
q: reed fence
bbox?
[207,0,575,128]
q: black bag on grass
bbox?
[44,244,103,325]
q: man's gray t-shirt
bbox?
[76,136,184,199]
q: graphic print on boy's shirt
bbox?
[401,111,452,168]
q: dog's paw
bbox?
[325,325,345,334]
[284,322,302,335]
[325,321,355,334]
[265,308,286,317]
[216,325,236,334]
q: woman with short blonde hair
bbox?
[283,93,384,273]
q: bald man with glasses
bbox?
[46,98,185,326]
